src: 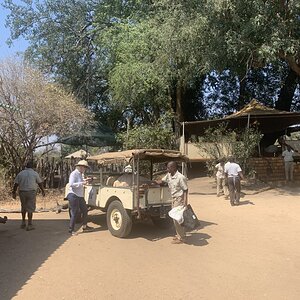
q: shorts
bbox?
[19,190,37,213]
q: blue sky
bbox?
[0,1,29,59]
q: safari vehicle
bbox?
[68,149,188,238]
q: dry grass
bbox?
[0,187,65,211]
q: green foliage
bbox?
[99,0,209,123]
[233,127,262,172]
[204,0,300,76]
[196,123,262,175]
[117,113,176,150]
[3,0,300,139]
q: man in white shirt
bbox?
[282,145,296,182]
[67,160,94,235]
[12,161,45,231]
[224,156,244,206]
[215,158,228,197]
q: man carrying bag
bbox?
[157,161,188,244]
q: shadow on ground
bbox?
[0,218,71,300]
[190,192,216,195]
[238,199,255,206]
[128,218,216,247]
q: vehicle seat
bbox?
[106,176,118,186]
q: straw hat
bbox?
[76,160,89,167]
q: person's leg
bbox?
[26,192,37,230]
[223,180,229,199]
[290,162,294,181]
[220,177,224,193]
[21,212,26,227]
[79,198,94,231]
[234,178,241,204]
[68,193,80,232]
[284,162,289,181]
[78,197,88,227]
[172,197,185,242]
[19,192,27,228]
[216,177,221,196]
[28,212,33,224]
[227,178,235,206]
[173,219,185,239]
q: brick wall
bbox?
[249,157,300,182]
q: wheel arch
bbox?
[104,196,121,211]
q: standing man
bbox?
[67,160,93,235]
[224,156,244,206]
[282,145,296,183]
[12,161,45,231]
[215,158,228,197]
[158,161,188,244]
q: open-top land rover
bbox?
[66,149,188,238]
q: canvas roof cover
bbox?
[65,149,88,159]
[88,149,188,165]
[183,99,300,135]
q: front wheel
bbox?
[107,200,132,238]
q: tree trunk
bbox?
[237,79,249,110]
[176,83,184,122]
[275,68,298,111]
[260,67,298,148]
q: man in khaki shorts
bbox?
[12,161,45,231]
[158,161,188,244]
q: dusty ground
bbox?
[1,177,300,300]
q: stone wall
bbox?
[249,157,300,182]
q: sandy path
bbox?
[1,177,300,300]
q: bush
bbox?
[196,123,262,175]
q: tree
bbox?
[0,59,92,181]
[196,124,262,175]
[4,0,300,148]
[117,112,176,150]
[204,0,300,111]
[3,0,153,132]
[98,0,209,129]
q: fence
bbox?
[36,157,75,189]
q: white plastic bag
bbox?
[168,205,186,224]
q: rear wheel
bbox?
[107,200,132,238]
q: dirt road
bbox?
[1,177,300,300]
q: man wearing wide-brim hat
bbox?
[66,160,94,235]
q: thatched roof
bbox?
[183,99,300,135]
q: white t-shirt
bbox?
[215,163,225,179]
[282,149,294,162]
[225,162,242,177]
